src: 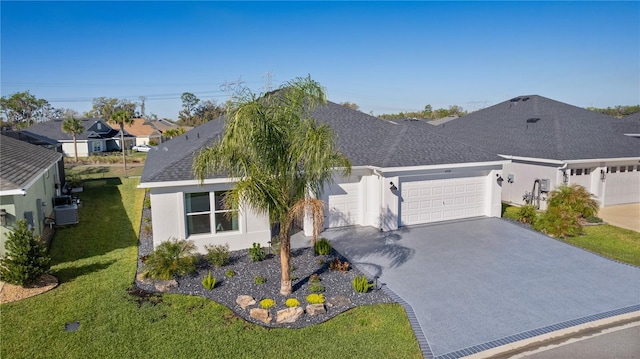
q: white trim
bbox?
[138,177,240,189]
[498,155,564,165]
[0,189,27,196]
[500,155,640,166]
[563,157,640,164]
[369,160,508,174]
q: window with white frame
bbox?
[185,191,238,236]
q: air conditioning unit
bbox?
[53,196,79,226]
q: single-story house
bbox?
[433,95,640,208]
[24,118,135,158]
[126,118,163,146]
[0,134,63,256]
[139,101,506,252]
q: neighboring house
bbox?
[139,101,506,252]
[127,118,163,146]
[611,111,640,139]
[24,118,135,158]
[0,135,63,256]
[433,95,640,208]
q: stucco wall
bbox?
[149,183,271,253]
[501,161,560,210]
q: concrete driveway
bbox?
[599,203,640,232]
[318,218,640,359]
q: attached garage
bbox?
[325,181,360,228]
[604,167,640,206]
[400,176,487,226]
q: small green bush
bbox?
[285,298,300,307]
[306,293,325,304]
[314,238,332,255]
[534,205,582,238]
[142,224,152,236]
[225,269,236,278]
[248,243,266,262]
[352,275,374,293]
[201,271,217,290]
[254,276,266,284]
[144,239,197,280]
[329,258,349,273]
[0,220,51,285]
[260,298,275,309]
[143,195,151,209]
[205,243,230,267]
[517,204,538,225]
[308,283,325,293]
[310,273,320,283]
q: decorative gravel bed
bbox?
[135,195,394,328]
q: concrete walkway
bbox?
[318,218,640,359]
[599,203,640,232]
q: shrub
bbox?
[517,204,538,224]
[308,283,325,293]
[254,276,266,284]
[314,238,332,255]
[260,298,275,309]
[534,205,582,238]
[310,273,320,283]
[205,243,230,267]
[547,184,599,219]
[306,293,325,304]
[0,220,51,285]
[329,258,350,273]
[248,243,266,262]
[148,139,159,146]
[144,239,197,280]
[142,224,152,236]
[143,195,151,209]
[352,275,374,293]
[285,298,300,307]
[225,269,236,278]
[201,272,217,290]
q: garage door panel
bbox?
[326,182,360,228]
[605,171,640,206]
[401,176,487,226]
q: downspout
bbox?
[373,168,384,231]
[557,162,568,185]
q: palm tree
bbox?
[61,116,84,162]
[109,109,134,177]
[194,76,351,295]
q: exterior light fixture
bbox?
[389,182,397,191]
[0,209,7,226]
[562,171,569,184]
[600,170,606,181]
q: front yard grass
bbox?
[502,204,640,266]
[1,177,421,359]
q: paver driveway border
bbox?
[318,217,640,359]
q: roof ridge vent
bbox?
[526,118,540,123]
[522,96,530,101]
[510,97,522,102]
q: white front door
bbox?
[400,176,487,226]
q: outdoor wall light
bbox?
[600,170,606,181]
[0,209,7,226]
[389,182,397,191]
[562,171,569,184]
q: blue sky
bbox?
[2,1,638,120]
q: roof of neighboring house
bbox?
[0,134,62,192]
[125,118,162,137]
[433,95,640,161]
[25,118,131,141]
[425,115,459,126]
[141,101,502,183]
[611,112,640,136]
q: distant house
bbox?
[434,95,640,208]
[126,118,163,146]
[0,135,63,256]
[24,118,135,158]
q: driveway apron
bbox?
[322,217,640,359]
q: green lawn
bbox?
[1,178,421,359]
[66,164,144,179]
[502,203,640,266]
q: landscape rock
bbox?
[249,308,272,324]
[236,295,256,310]
[276,307,304,323]
[306,303,326,316]
[154,279,178,292]
[135,272,153,285]
[326,295,351,308]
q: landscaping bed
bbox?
[135,199,394,328]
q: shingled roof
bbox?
[611,112,640,137]
[0,135,62,192]
[25,118,128,141]
[141,101,502,184]
[433,95,640,161]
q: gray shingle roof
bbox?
[433,95,640,160]
[612,112,640,136]
[1,134,62,191]
[141,101,502,184]
[25,118,130,141]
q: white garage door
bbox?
[325,182,360,228]
[605,168,640,206]
[401,176,487,226]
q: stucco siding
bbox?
[502,161,561,210]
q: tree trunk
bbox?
[279,223,292,295]
[120,125,128,177]
[73,134,78,163]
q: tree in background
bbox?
[61,116,85,162]
[177,92,224,126]
[0,220,51,286]
[86,97,137,121]
[163,127,187,139]
[194,76,351,295]
[0,91,58,129]
[586,105,640,118]
[109,108,135,177]
[379,103,467,120]
[340,101,360,111]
